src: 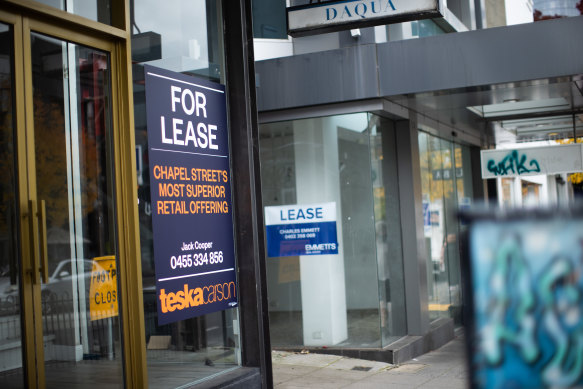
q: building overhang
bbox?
[255,16,583,147]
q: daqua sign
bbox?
[287,0,442,37]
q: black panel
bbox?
[223,0,273,387]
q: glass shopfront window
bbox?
[131,1,240,387]
[34,0,112,25]
[31,33,123,386]
[534,0,583,20]
[252,0,287,39]
[0,23,23,387]
[369,115,407,346]
[418,131,474,325]
[259,113,406,350]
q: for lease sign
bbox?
[265,202,339,257]
[144,65,237,325]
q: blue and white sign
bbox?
[423,201,431,235]
[287,0,441,37]
[265,202,339,257]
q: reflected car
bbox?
[41,259,108,314]
[0,275,20,316]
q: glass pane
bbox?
[132,0,224,82]
[131,1,240,387]
[338,114,380,347]
[419,132,451,321]
[260,113,383,349]
[455,144,473,211]
[440,139,462,324]
[252,0,287,39]
[33,0,112,25]
[31,32,122,386]
[419,131,471,325]
[0,23,24,388]
[534,0,583,20]
[368,115,407,347]
[388,20,445,42]
[500,177,515,208]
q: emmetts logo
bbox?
[159,281,236,313]
[305,243,337,254]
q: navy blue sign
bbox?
[264,203,339,257]
[145,65,237,325]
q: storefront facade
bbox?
[0,1,270,388]
[254,7,583,362]
[257,105,481,362]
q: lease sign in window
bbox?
[144,65,238,325]
[264,202,339,257]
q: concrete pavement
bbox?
[272,335,468,388]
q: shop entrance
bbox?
[0,9,124,388]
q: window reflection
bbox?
[31,32,122,386]
[0,23,25,388]
[369,115,407,345]
[260,113,407,350]
[252,0,287,39]
[33,0,112,25]
[131,1,240,387]
[419,131,473,325]
[132,0,223,81]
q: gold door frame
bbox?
[0,2,145,387]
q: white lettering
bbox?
[197,123,209,148]
[184,121,198,147]
[161,116,172,144]
[196,91,207,118]
[208,124,218,150]
[181,89,195,115]
[305,243,337,251]
[171,86,181,112]
[172,118,185,145]
[170,86,207,118]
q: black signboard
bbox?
[145,65,237,325]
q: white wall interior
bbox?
[505,0,534,25]
[294,117,348,346]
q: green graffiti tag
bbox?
[487,150,541,176]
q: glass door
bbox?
[0,20,25,389]
[28,32,123,387]
[0,9,125,388]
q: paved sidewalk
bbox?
[272,335,468,388]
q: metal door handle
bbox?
[28,199,40,284]
[38,200,49,284]
[28,199,49,284]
